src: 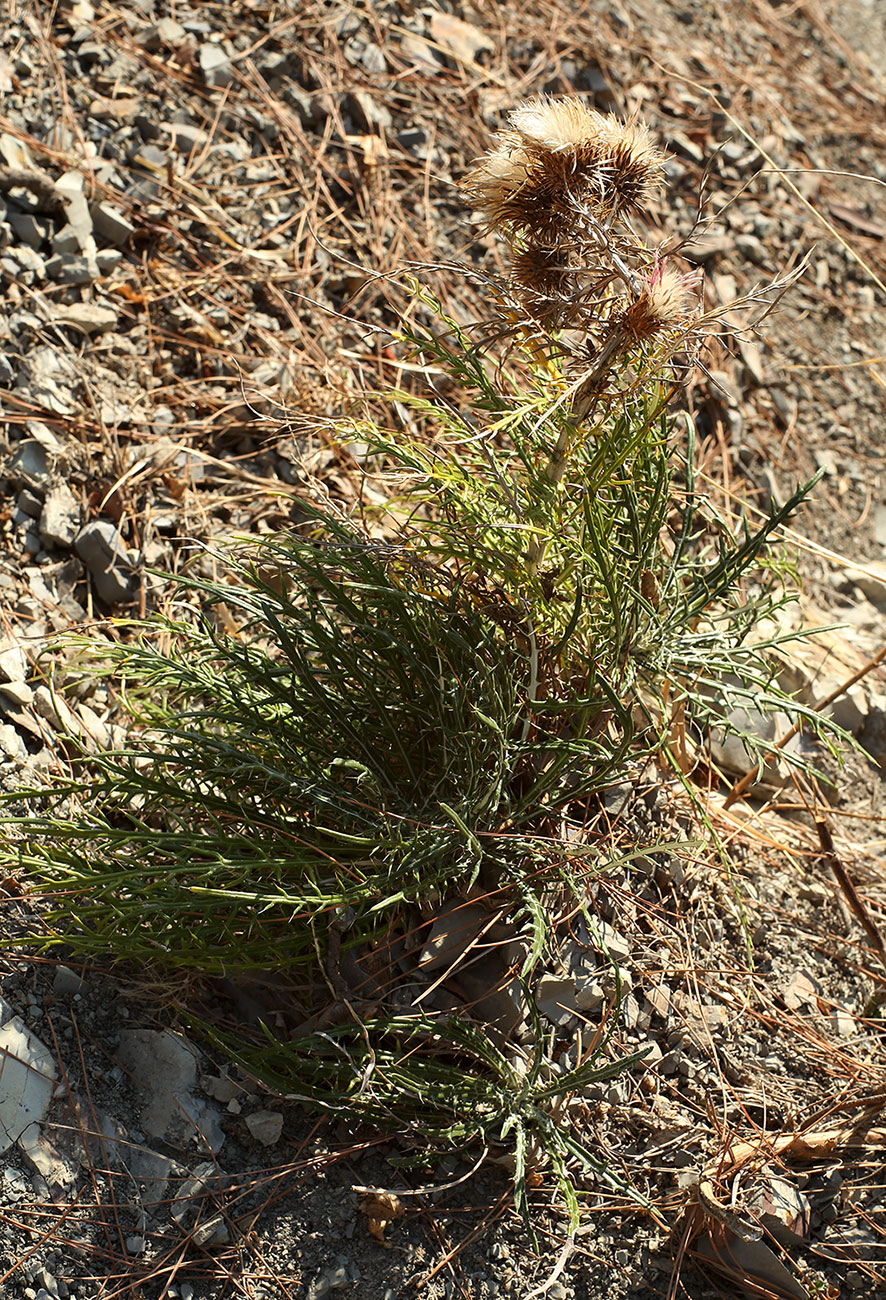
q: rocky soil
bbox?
[1,2,886,1298]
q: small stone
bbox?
[167,123,208,154]
[0,133,35,170]
[419,902,492,974]
[658,1049,680,1075]
[362,42,387,74]
[51,225,82,255]
[0,638,27,683]
[244,1109,283,1147]
[0,1017,57,1153]
[735,233,767,265]
[845,564,886,606]
[116,1029,224,1152]
[7,245,45,283]
[8,213,50,248]
[88,96,141,124]
[124,1236,144,1255]
[90,202,134,248]
[830,1007,855,1038]
[815,679,867,734]
[575,980,605,1011]
[55,302,118,335]
[589,920,631,963]
[632,1039,663,1070]
[191,1213,230,1247]
[201,1074,240,1104]
[348,90,392,130]
[44,253,98,284]
[536,975,576,1026]
[200,44,233,88]
[95,248,123,273]
[141,18,187,50]
[52,966,84,996]
[782,969,821,1011]
[9,440,52,489]
[130,142,168,174]
[0,679,33,709]
[0,723,27,761]
[74,521,137,604]
[40,483,80,548]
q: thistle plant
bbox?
[3,98,832,1223]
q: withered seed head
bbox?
[511,244,571,297]
[462,97,665,242]
[598,118,665,216]
[621,263,697,341]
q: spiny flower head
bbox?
[461,97,665,242]
[621,262,698,341]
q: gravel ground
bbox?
[1,2,886,1297]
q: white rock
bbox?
[0,723,27,760]
[200,44,233,88]
[588,920,631,963]
[56,303,118,335]
[709,703,800,789]
[39,482,80,548]
[536,975,576,1026]
[0,1018,57,1156]
[814,678,868,733]
[244,1109,283,1146]
[0,679,33,708]
[0,638,27,683]
[116,1030,225,1154]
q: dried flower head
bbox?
[597,117,665,216]
[621,263,697,342]
[511,244,571,298]
[462,97,665,242]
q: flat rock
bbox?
[845,564,886,606]
[116,1030,224,1153]
[90,201,134,248]
[200,44,233,88]
[244,1109,284,1146]
[44,253,98,284]
[52,965,84,996]
[55,302,118,335]
[40,482,80,548]
[536,975,576,1026]
[0,1018,57,1156]
[419,902,494,974]
[0,723,27,760]
[74,520,137,604]
[0,637,27,683]
[9,439,52,489]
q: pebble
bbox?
[244,1109,284,1146]
[44,253,98,285]
[52,966,84,996]
[200,44,233,88]
[40,483,80,549]
[9,440,52,489]
[0,722,28,760]
[74,521,138,604]
[8,213,49,248]
[536,975,576,1025]
[90,201,134,247]
[55,302,118,335]
[141,18,187,50]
